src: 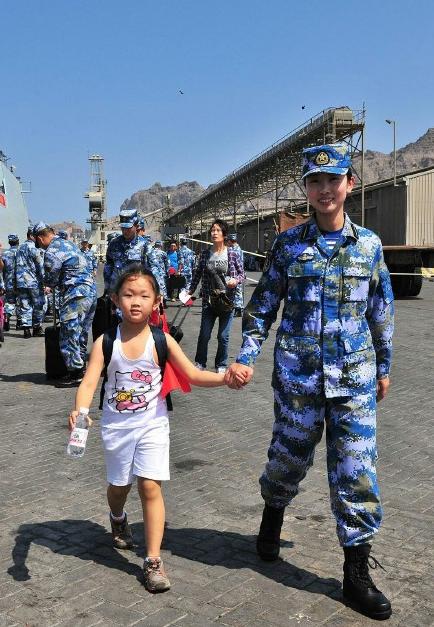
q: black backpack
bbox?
[99,325,173,411]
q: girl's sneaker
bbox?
[110,513,134,549]
[143,557,171,592]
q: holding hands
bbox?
[224,363,254,389]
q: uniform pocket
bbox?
[342,266,371,302]
[286,262,323,302]
[342,333,373,354]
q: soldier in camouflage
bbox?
[227,233,245,316]
[145,241,169,301]
[80,240,98,276]
[33,223,97,386]
[15,228,46,338]
[226,143,394,620]
[1,234,20,331]
[178,238,196,291]
[104,209,150,292]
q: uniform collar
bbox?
[300,213,358,242]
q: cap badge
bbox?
[314,151,330,166]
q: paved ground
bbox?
[0,272,433,627]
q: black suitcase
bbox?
[168,306,191,343]
[92,294,117,341]
[45,292,68,380]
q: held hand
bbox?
[376,377,390,402]
[224,363,254,389]
[68,410,78,431]
[226,278,237,288]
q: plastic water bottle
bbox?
[67,408,89,458]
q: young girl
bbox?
[68,264,226,592]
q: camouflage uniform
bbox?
[103,234,149,291]
[145,244,169,299]
[43,237,97,371]
[231,243,245,309]
[178,244,196,290]
[2,243,19,317]
[15,240,45,328]
[237,214,394,547]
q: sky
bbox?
[2,0,433,226]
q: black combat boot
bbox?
[32,325,44,337]
[256,504,285,561]
[343,544,392,620]
[23,327,32,338]
[4,314,10,332]
[55,368,85,387]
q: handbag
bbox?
[209,290,234,315]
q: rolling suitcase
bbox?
[45,291,68,380]
[168,305,191,343]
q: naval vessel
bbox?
[0,150,30,246]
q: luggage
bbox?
[92,294,117,341]
[168,306,191,343]
[45,291,68,380]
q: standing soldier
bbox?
[145,240,169,305]
[178,238,196,291]
[33,222,97,386]
[103,209,148,292]
[80,240,98,277]
[227,233,245,317]
[226,143,394,620]
[1,234,20,331]
[15,228,45,338]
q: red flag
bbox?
[161,359,192,398]
[0,192,6,207]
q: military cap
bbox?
[57,229,68,239]
[119,208,139,228]
[8,233,19,243]
[154,240,162,246]
[33,221,50,236]
[302,143,351,179]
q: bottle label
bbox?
[68,428,88,448]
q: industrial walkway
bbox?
[0,274,432,626]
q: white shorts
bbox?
[101,419,170,486]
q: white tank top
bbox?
[101,327,168,428]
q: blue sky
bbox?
[2,0,433,225]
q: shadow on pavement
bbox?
[8,520,341,603]
[161,525,342,601]
[7,519,143,584]
[0,372,48,385]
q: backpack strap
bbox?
[99,325,118,410]
[150,325,173,411]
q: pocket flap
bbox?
[342,334,373,353]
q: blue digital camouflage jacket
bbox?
[237,214,394,398]
[43,237,94,305]
[2,245,19,291]
[104,234,149,290]
[15,240,45,290]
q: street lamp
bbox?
[385,119,397,186]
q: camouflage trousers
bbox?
[17,288,45,327]
[59,293,97,371]
[4,290,17,316]
[260,386,381,547]
[181,269,193,291]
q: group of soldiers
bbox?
[1,206,246,383]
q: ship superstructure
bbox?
[0,150,30,245]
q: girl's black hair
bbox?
[209,219,229,238]
[113,263,160,296]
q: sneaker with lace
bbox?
[195,362,205,371]
[143,557,171,592]
[110,512,134,549]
